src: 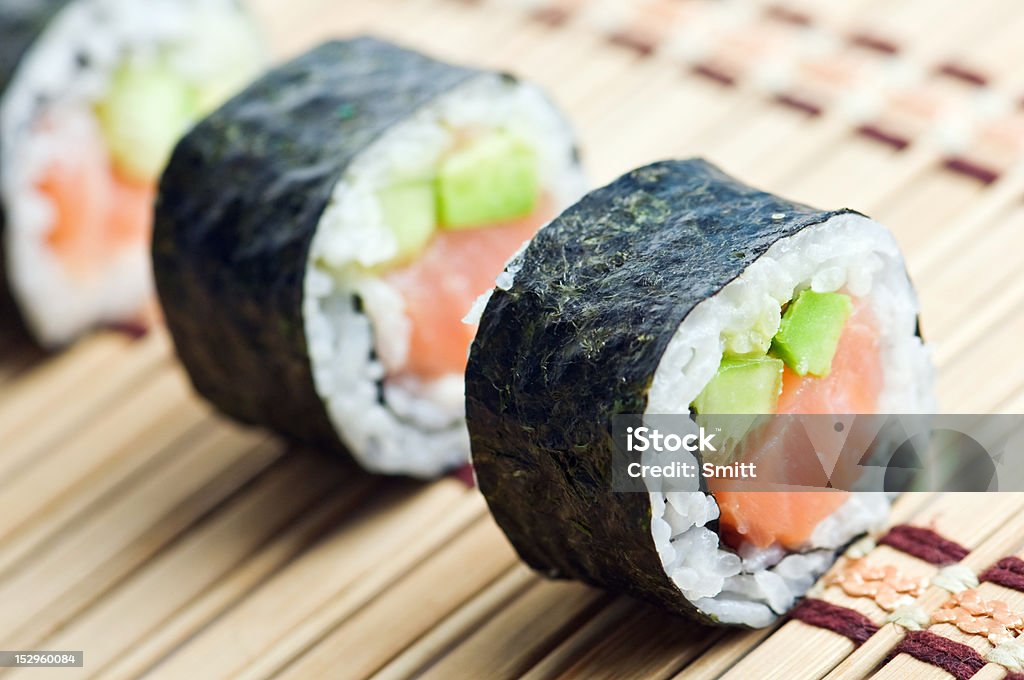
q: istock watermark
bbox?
[622,425,760,482]
[610,414,1024,494]
[624,425,717,452]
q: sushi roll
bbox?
[0,0,265,346]
[154,39,585,478]
[466,160,934,626]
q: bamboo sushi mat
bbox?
[4,0,1024,677]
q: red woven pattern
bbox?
[890,630,986,680]
[789,598,878,645]
[980,556,1024,593]
[879,525,969,565]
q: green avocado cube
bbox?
[437,132,539,229]
[692,356,784,415]
[96,60,199,183]
[377,181,437,261]
[771,290,853,377]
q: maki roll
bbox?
[466,160,934,626]
[0,0,264,346]
[154,39,585,477]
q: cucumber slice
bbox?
[692,356,784,415]
[377,180,436,261]
[771,290,853,377]
[437,132,539,229]
[96,60,199,182]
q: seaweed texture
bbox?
[154,38,481,454]
[467,159,857,622]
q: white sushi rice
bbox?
[645,213,935,626]
[0,0,263,346]
[304,74,586,478]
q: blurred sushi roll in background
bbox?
[466,159,934,627]
[0,0,265,346]
[154,38,586,477]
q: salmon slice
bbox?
[714,301,883,550]
[38,114,155,277]
[385,196,554,379]
[109,169,156,246]
[776,301,882,415]
[39,122,111,275]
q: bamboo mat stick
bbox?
[915,206,1024,348]
[844,0,997,59]
[520,598,661,680]
[0,399,210,578]
[95,483,378,680]
[0,365,195,545]
[276,512,520,680]
[370,565,539,680]
[415,577,611,680]
[588,82,766,186]
[938,309,1024,411]
[668,627,778,680]
[702,104,819,183]
[725,624,859,680]
[0,334,128,435]
[1000,380,1024,413]
[913,161,1024,284]
[777,136,908,213]
[234,494,490,680]
[0,331,146,475]
[722,114,864,194]
[872,169,990,255]
[523,597,721,680]
[0,433,292,648]
[0,332,170,487]
[143,480,474,680]
[965,13,1024,83]
[931,262,1024,372]
[13,463,370,680]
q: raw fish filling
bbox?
[372,130,555,379]
[691,290,883,550]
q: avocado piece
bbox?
[771,290,853,377]
[377,180,436,261]
[692,356,784,414]
[96,60,199,183]
[437,132,539,229]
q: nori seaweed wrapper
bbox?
[153,38,487,455]
[466,159,862,623]
[0,0,73,337]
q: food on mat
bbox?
[154,38,585,478]
[466,159,934,626]
[0,0,265,346]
